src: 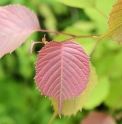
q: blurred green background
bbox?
[0,0,122,124]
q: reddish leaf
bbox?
[0,5,40,58]
[35,40,90,116]
[81,111,116,124]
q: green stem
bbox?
[48,111,58,124]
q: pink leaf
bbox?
[35,40,90,116]
[0,5,40,58]
[81,111,116,124]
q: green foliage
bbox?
[0,80,52,124]
[0,0,122,124]
[104,79,122,109]
[54,0,96,9]
[96,0,122,44]
[0,0,9,5]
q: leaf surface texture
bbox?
[0,5,40,58]
[35,40,90,116]
[51,63,97,116]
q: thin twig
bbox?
[30,34,49,55]
[38,29,76,37]
[30,40,45,55]
[63,35,99,42]
[37,29,101,56]
[38,29,100,39]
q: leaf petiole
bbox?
[30,34,48,55]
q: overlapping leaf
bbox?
[51,63,97,117]
[0,5,40,58]
[83,77,110,110]
[96,0,122,44]
[35,40,90,116]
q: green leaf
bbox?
[39,3,57,37]
[83,77,110,110]
[84,0,116,33]
[95,0,122,44]
[84,8,107,34]
[50,62,97,117]
[11,0,25,4]
[104,79,122,109]
[96,0,116,15]
[38,0,68,15]
[0,0,9,5]
[0,116,16,124]
[54,0,96,9]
